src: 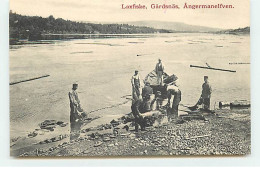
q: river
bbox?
[9,33,250,153]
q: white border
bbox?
[1,0,260,167]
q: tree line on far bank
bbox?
[9,11,171,42]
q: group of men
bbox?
[68,59,212,133]
[131,59,165,102]
[131,59,180,131]
[131,59,212,132]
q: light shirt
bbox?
[131,74,141,86]
[69,90,80,105]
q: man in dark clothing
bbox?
[142,82,153,99]
[131,98,147,132]
[142,95,152,112]
[142,82,153,112]
[189,76,212,111]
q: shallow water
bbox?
[10,33,250,143]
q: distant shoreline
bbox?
[9,32,249,45]
[9,11,249,45]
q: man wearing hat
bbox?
[68,83,81,122]
[155,59,164,85]
[189,76,212,111]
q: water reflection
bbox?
[70,120,83,141]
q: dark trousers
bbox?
[134,116,146,131]
[134,85,140,97]
[131,105,145,131]
[168,104,179,120]
[197,98,210,110]
[168,90,181,119]
[172,104,179,117]
[70,103,78,122]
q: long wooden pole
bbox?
[10,75,50,85]
[190,65,236,73]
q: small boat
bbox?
[144,70,178,99]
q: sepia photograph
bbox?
[9,0,250,157]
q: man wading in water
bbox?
[68,83,87,121]
[69,83,82,122]
[68,83,88,140]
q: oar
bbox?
[190,65,236,73]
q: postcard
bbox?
[9,0,250,157]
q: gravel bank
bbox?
[19,108,250,157]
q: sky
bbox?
[10,0,250,29]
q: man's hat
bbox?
[204,76,208,79]
[135,70,138,73]
[72,83,78,88]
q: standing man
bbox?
[155,59,164,85]
[132,70,141,103]
[189,76,212,111]
[68,83,81,122]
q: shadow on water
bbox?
[70,121,83,141]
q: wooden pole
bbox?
[10,75,50,85]
[190,65,236,73]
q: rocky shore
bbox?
[18,108,250,157]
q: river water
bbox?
[9,33,250,148]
